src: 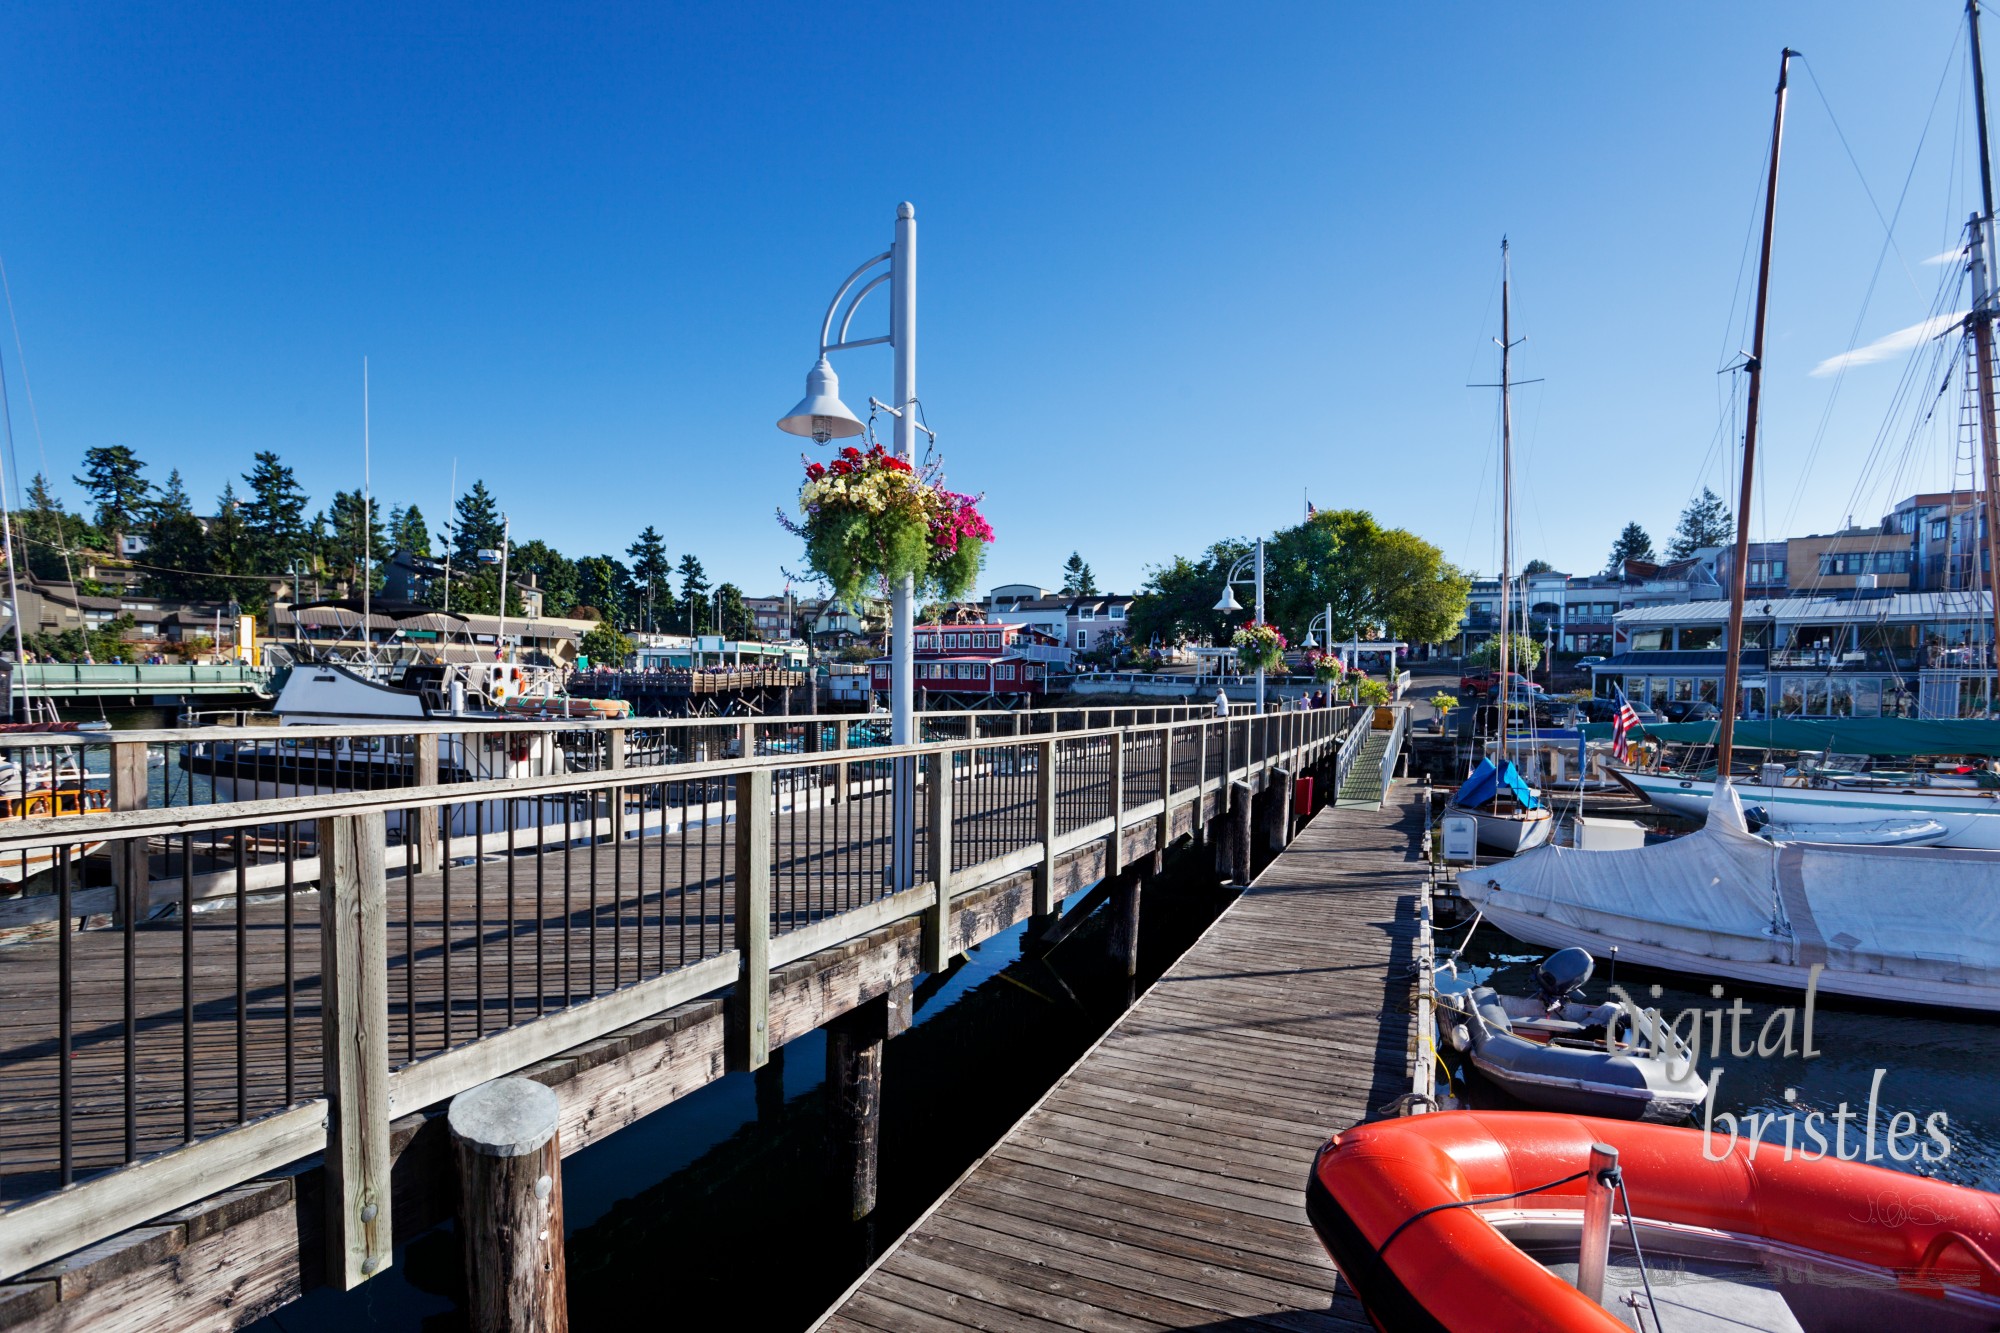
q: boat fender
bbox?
[1448,1023,1472,1053]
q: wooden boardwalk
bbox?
[817,786,1427,1333]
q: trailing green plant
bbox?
[1356,676,1392,707]
[779,444,994,604]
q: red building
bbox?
[868,621,1060,698]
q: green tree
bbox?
[144,470,213,600]
[677,554,710,634]
[579,621,634,668]
[388,504,432,557]
[1060,552,1098,595]
[1521,558,1554,575]
[203,485,252,603]
[1127,539,1252,647]
[1605,522,1655,574]
[240,451,311,571]
[447,481,504,565]
[715,582,752,639]
[511,539,578,616]
[73,445,151,538]
[321,489,385,594]
[1264,509,1469,647]
[627,526,672,631]
[1666,488,1732,560]
[21,473,87,580]
[576,557,632,628]
[1467,633,1544,672]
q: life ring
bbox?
[1307,1110,2000,1330]
[510,738,532,763]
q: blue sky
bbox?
[0,2,1992,596]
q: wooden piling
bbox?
[108,740,147,926]
[449,1077,568,1333]
[1108,867,1142,978]
[1266,766,1294,854]
[1229,780,1253,887]
[825,992,889,1222]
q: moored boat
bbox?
[1307,1110,2000,1332]
[1613,763,2000,850]
[1445,757,1555,855]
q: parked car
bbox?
[1661,699,1723,723]
[1574,655,1608,670]
[1575,696,1665,725]
[1458,669,1537,698]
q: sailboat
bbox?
[1463,41,2000,1014]
[1445,240,1553,855]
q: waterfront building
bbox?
[867,619,1063,699]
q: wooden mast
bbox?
[1717,49,1794,780]
[1968,0,2000,708]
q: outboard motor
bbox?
[1533,947,1595,1013]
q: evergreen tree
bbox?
[1060,552,1098,595]
[510,539,578,616]
[626,526,672,631]
[1521,558,1554,575]
[715,582,752,639]
[203,484,252,603]
[73,445,152,538]
[1605,522,1656,574]
[388,504,432,557]
[1666,488,1733,560]
[322,489,386,594]
[144,470,212,600]
[576,556,631,628]
[677,554,710,634]
[447,481,505,565]
[240,451,311,570]
[21,473,84,580]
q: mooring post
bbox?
[825,991,890,1221]
[1153,726,1173,873]
[1192,723,1210,850]
[755,1045,787,1123]
[414,731,442,871]
[449,1077,569,1333]
[1267,766,1294,854]
[1229,780,1254,887]
[108,739,148,925]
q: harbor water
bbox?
[248,856,1240,1332]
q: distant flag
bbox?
[1611,687,1642,762]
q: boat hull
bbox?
[1445,803,1554,855]
[1613,764,2000,849]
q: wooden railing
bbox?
[0,703,1358,1285]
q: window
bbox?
[1110,605,1125,620]
[1076,630,1088,649]
[1872,551,1906,573]
[1079,606,1095,620]
[1769,559,1785,581]
[996,663,1014,680]
[1932,519,1950,540]
[1806,678,1829,715]
[1779,678,1803,715]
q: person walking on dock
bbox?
[1214,687,1229,718]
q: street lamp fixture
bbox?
[776,356,865,444]
[779,203,922,894]
[1216,540,1267,711]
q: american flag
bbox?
[1611,687,1642,761]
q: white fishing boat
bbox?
[1458,783,2000,1011]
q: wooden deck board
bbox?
[816,786,1425,1332]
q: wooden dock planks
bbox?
[817,786,1426,1333]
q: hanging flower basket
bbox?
[778,444,994,605]
[1233,621,1287,674]
[1308,650,1346,685]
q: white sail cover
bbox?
[1457,785,2000,985]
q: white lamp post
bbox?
[1214,539,1267,711]
[780,203,922,891]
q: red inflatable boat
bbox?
[1306,1111,2000,1331]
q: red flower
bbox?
[805,462,826,480]
[840,446,863,461]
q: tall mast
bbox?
[1717,49,1794,779]
[1495,237,1518,799]
[1969,0,2000,706]
[362,357,372,664]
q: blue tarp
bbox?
[1451,758,1539,810]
